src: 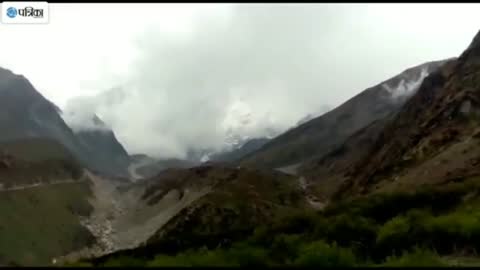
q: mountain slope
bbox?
[334,30,480,200]
[0,67,81,149]
[0,141,95,266]
[209,137,270,163]
[73,115,130,177]
[0,138,83,188]
[298,116,391,201]
[239,59,449,169]
[0,68,130,177]
[0,182,95,266]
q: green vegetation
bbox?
[0,182,95,266]
[293,241,357,267]
[381,248,447,267]
[82,177,480,267]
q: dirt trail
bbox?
[0,169,91,192]
[0,179,81,192]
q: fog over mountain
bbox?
[2,4,479,159]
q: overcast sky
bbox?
[0,4,479,158]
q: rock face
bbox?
[0,67,130,177]
[240,59,449,169]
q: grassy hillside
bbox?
[0,182,95,266]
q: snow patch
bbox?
[383,67,430,100]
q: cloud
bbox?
[61,96,111,133]
[59,4,480,159]
[65,5,344,158]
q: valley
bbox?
[0,4,479,267]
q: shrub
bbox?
[324,184,469,224]
[422,210,480,254]
[225,243,270,266]
[381,247,446,267]
[376,215,412,256]
[269,234,304,264]
[293,240,357,267]
[178,249,236,267]
[375,206,480,257]
[271,211,318,235]
[320,214,378,258]
[101,256,146,267]
[146,255,190,267]
[247,225,272,246]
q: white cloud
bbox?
[1,4,480,158]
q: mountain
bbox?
[239,59,449,169]
[332,30,480,200]
[294,104,332,127]
[0,67,81,148]
[67,114,131,177]
[209,137,270,163]
[0,67,130,177]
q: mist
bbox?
[60,4,480,159]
